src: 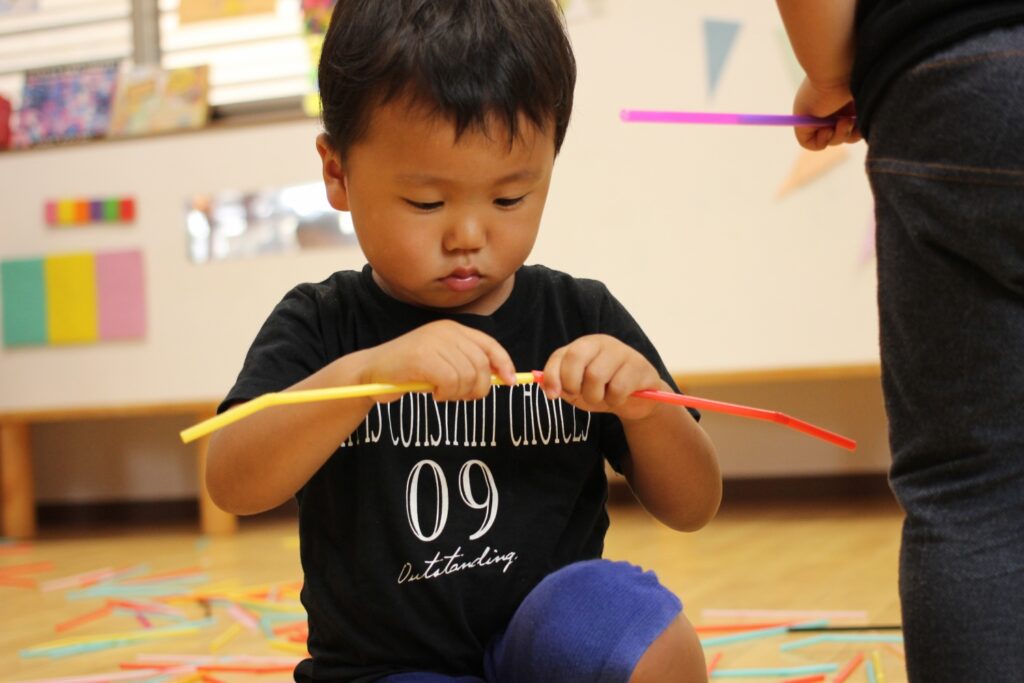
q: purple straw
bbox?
[620,110,853,127]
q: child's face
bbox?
[317,97,555,315]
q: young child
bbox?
[776,2,1024,681]
[206,1,721,680]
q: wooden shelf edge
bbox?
[674,363,881,389]
[0,400,220,424]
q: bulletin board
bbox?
[0,0,877,413]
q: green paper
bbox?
[1,258,47,347]
[103,198,121,222]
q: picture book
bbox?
[108,64,210,137]
[16,60,119,146]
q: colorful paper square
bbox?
[103,199,121,222]
[56,199,76,225]
[96,250,146,340]
[73,200,90,224]
[44,253,98,344]
[1,258,47,346]
[119,198,135,222]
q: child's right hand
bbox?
[350,320,517,403]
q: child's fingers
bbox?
[432,326,513,399]
[552,345,590,399]
[602,362,645,408]
[540,347,567,399]
[579,353,622,407]
[461,327,516,388]
[430,350,478,402]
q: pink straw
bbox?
[620,110,854,127]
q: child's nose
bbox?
[443,215,485,252]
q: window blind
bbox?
[0,0,133,108]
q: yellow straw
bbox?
[171,674,204,683]
[26,623,203,651]
[270,639,310,655]
[180,372,537,443]
[209,622,243,652]
[872,649,886,683]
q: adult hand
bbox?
[792,76,862,150]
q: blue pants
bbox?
[867,24,1024,683]
[377,559,682,683]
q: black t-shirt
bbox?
[852,0,1024,139]
[220,264,689,682]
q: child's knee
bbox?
[489,559,686,682]
[629,615,708,683]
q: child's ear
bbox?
[316,134,350,211]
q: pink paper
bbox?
[96,250,146,340]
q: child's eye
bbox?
[404,199,443,211]
[494,195,526,208]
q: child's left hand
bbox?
[539,335,664,421]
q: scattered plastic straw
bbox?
[711,664,839,678]
[209,623,243,653]
[620,110,855,127]
[703,608,868,621]
[181,371,856,451]
[54,604,114,633]
[706,652,723,675]
[865,656,878,683]
[9,666,198,683]
[872,650,886,683]
[780,634,904,651]
[832,652,865,683]
[702,620,826,647]
[696,621,793,634]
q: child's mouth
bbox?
[441,269,481,291]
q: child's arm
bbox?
[540,336,721,532]
[206,321,517,515]
[776,0,861,150]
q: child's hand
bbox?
[539,335,663,421]
[792,76,861,150]
[353,320,517,402]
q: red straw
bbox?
[529,371,857,451]
[695,620,792,633]
[0,576,37,588]
[55,603,114,633]
[832,652,865,683]
[0,560,54,575]
[782,676,825,683]
[706,651,723,675]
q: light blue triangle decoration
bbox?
[704,19,741,99]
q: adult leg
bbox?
[485,559,703,683]
[867,25,1024,683]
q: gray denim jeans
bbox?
[866,23,1024,683]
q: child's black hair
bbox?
[317,0,576,158]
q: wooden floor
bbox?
[1,494,906,682]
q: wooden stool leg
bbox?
[1,421,37,539]
[195,412,237,535]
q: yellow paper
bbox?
[56,200,77,225]
[45,253,98,344]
